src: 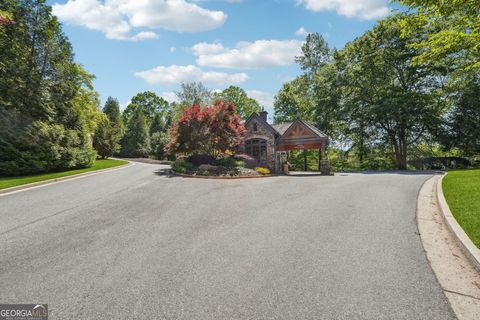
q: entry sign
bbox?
[0,304,48,320]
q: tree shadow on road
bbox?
[153,168,181,178]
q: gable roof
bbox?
[244,112,279,135]
[272,119,328,139]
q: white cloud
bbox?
[134,64,248,86]
[131,31,159,41]
[296,0,390,20]
[52,0,227,40]
[169,47,176,53]
[246,90,274,108]
[192,40,303,69]
[295,27,308,37]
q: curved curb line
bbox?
[0,162,133,197]
[173,172,274,180]
[437,173,480,273]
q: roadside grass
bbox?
[0,159,129,190]
[443,169,480,248]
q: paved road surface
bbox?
[0,162,455,319]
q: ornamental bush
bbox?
[171,160,194,173]
[166,101,246,157]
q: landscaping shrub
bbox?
[255,167,271,175]
[172,160,194,173]
[214,156,245,168]
[187,154,215,166]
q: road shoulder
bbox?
[417,175,480,320]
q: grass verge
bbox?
[0,159,129,190]
[443,169,480,248]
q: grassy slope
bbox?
[0,159,129,190]
[443,169,480,248]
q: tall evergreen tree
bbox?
[0,0,96,175]
[120,108,150,157]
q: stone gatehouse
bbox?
[237,111,330,173]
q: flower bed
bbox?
[171,160,271,178]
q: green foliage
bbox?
[443,169,480,247]
[295,32,331,75]
[274,76,313,123]
[214,157,245,168]
[0,0,97,175]
[120,108,150,157]
[172,160,194,173]
[397,0,480,71]
[123,91,169,125]
[441,76,480,156]
[150,112,166,135]
[214,86,261,120]
[103,96,124,132]
[150,131,169,160]
[93,116,121,159]
[175,82,213,107]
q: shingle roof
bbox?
[271,122,292,135]
[271,120,328,138]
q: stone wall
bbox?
[239,118,276,170]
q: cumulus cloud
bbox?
[296,0,390,20]
[192,40,303,69]
[134,65,248,86]
[295,27,308,37]
[246,90,275,108]
[52,0,227,40]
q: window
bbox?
[253,123,258,132]
[245,139,267,162]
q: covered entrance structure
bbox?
[272,119,330,174]
[240,111,331,174]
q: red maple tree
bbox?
[167,101,245,157]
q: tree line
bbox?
[275,1,480,170]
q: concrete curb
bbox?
[0,162,133,197]
[436,173,480,273]
[173,172,273,179]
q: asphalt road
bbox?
[0,162,455,319]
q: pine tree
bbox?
[120,109,150,157]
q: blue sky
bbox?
[47,0,399,118]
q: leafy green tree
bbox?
[338,15,448,169]
[398,0,480,70]
[295,32,332,76]
[150,131,170,160]
[123,91,169,125]
[120,108,150,157]
[150,112,166,135]
[214,86,261,120]
[176,82,213,107]
[103,97,123,131]
[274,76,313,123]
[93,116,120,159]
[0,0,96,175]
[441,76,480,156]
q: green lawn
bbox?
[0,159,129,190]
[443,169,480,248]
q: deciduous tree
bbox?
[214,86,260,120]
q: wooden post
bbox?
[318,148,322,171]
[303,149,307,171]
